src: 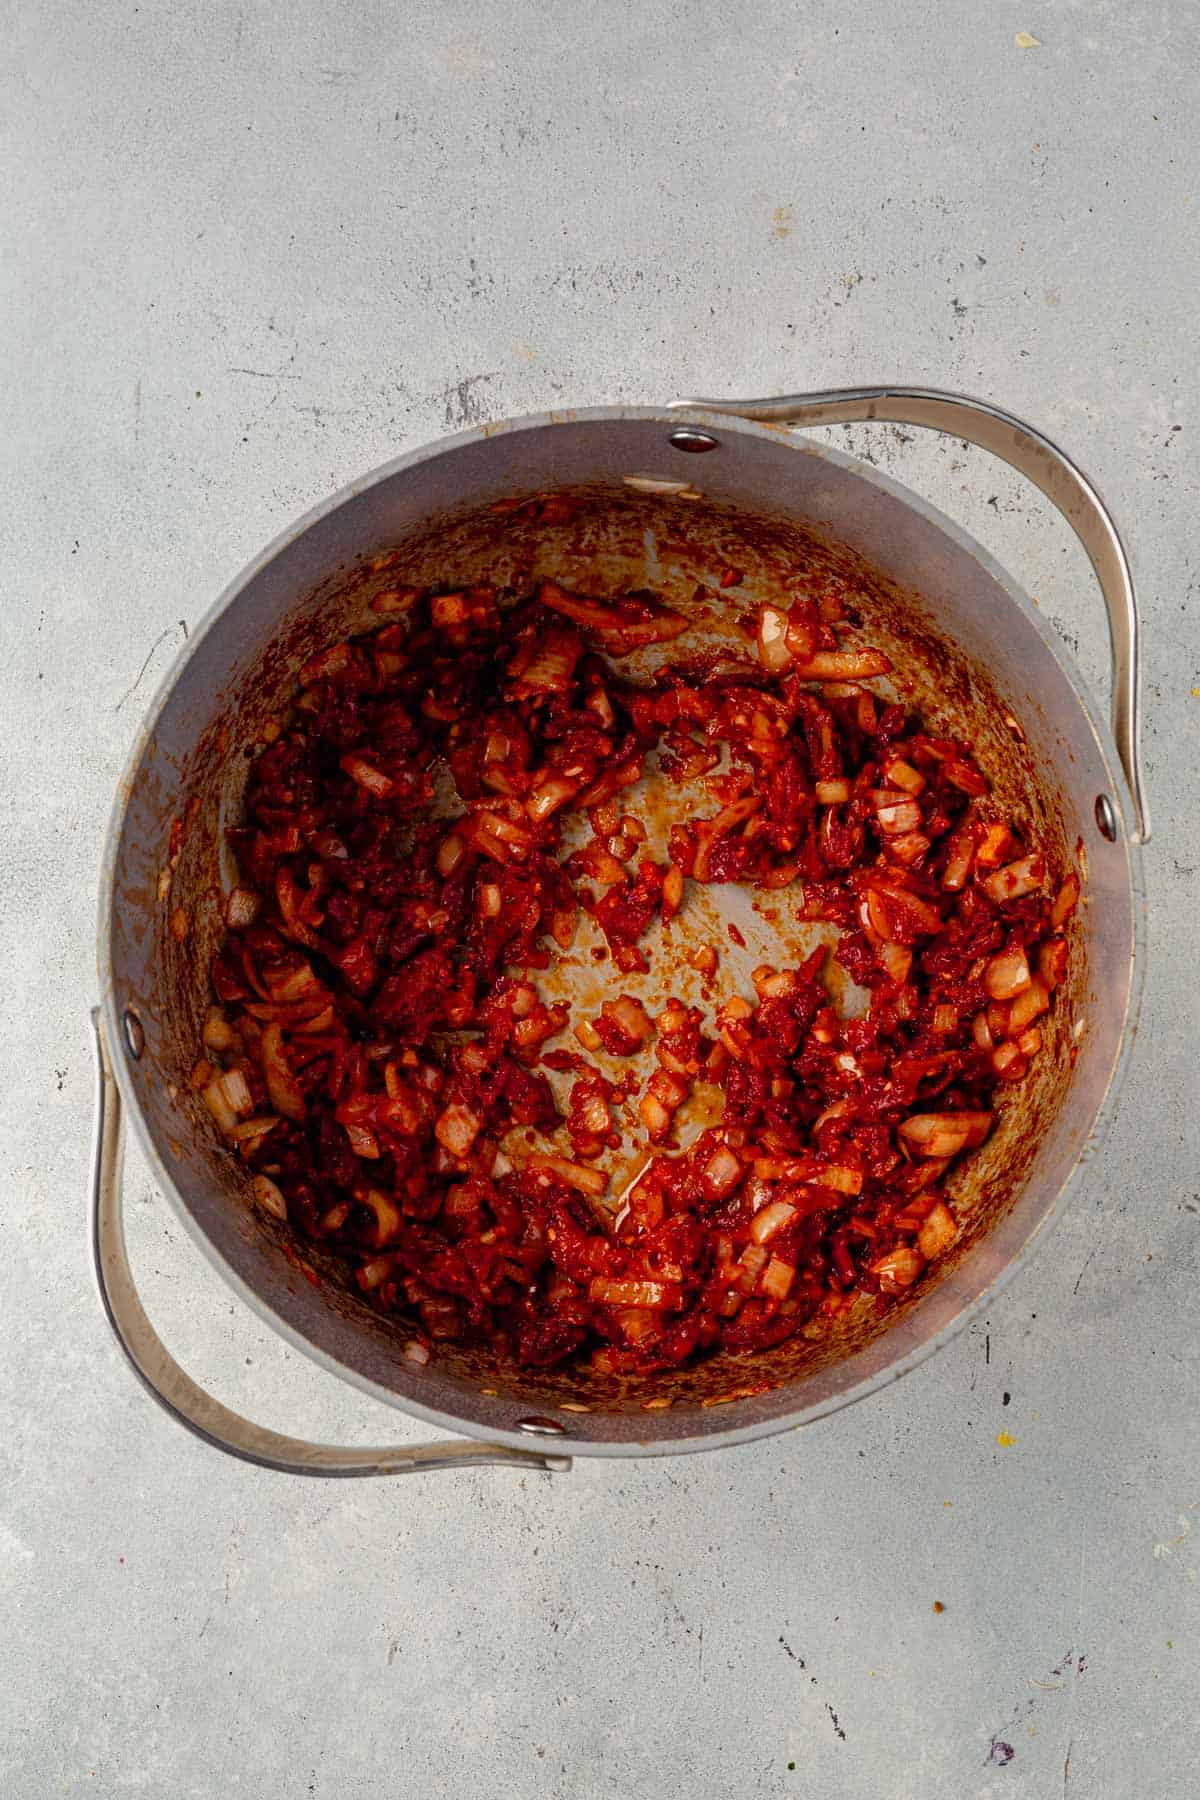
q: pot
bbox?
[93,386,1147,1476]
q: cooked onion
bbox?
[749,1200,797,1244]
[200,1075,238,1135]
[1039,938,1068,990]
[434,1103,482,1157]
[761,1256,796,1301]
[260,1023,305,1122]
[756,606,794,672]
[791,648,892,679]
[1050,872,1081,927]
[884,757,925,795]
[527,1154,608,1197]
[917,1200,957,1259]
[701,1145,743,1200]
[982,855,1045,904]
[984,944,1032,1000]
[1007,977,1049,1033]
[900,1111,992,1158]
[437,832,465,877]
[251,1175,288,1221]
[201,1007,235,1053]
[340,754,393,797]
[362,1187,402,1247]
[871,1246,924,1293]
[526,775,580,822]
[218,1067,254,1118]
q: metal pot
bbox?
[93,387,1147,1477]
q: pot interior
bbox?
[103,413,1136,1450]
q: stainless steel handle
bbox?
[671,385,1150,844]
[89,1011,571,1478]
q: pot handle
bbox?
[88,1011,571,1479]
[670,385,1150,844]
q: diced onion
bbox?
[735,1243,770,1292]
[602,994,654,1045]
[580,1093,610,1134]
[218,1066,254,1118]
[344,1121,381,1159]
[260,1023,305,1122]
[756,606,794,672]
[810,1164,863,1196]
[941,826,978,891]
[761,1256,796,1301]
[791,648,892,679]
[992,1042,1028,1081]
[900,1111,992,1158]
[878,941,913,983]
[871,1246,925,1293]
[1038,938,1068,990]
[982,855,1045,904]
[639,1092,672,1139]
[984,944,1032,1000]
[917,1200,957,1259]
[202,1007,235,1053]
[229,1115,280,1147]
[1007,977,1049,1033]
[251,1175,288,1221]
[702,1145,743,1200]
[884,758,925,795]
[750,1200,797,1244]
[1050,872,1081,928]
[527,1154,609,1197]
[888,830,930,867]
[340,754,393,797]
[437,832,466,877]
[200,1075,238,1135]
[875,799,922,836]
[362,1187,402,1247]
[976,822,1018,868]
[358,1255,397,1290]
[435,1103,482,1157]
[526,775,580,822]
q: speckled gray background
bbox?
[3,2,1198,1795]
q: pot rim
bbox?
[97,404,1146,1457]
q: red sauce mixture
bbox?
[191,570,1077,1376]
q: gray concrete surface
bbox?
[3,1,1198,1794]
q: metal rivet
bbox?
[122,1008,145,1060]
[1094,794,1118,842]
[667,427,720,454]
[516,1415,567,1436]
